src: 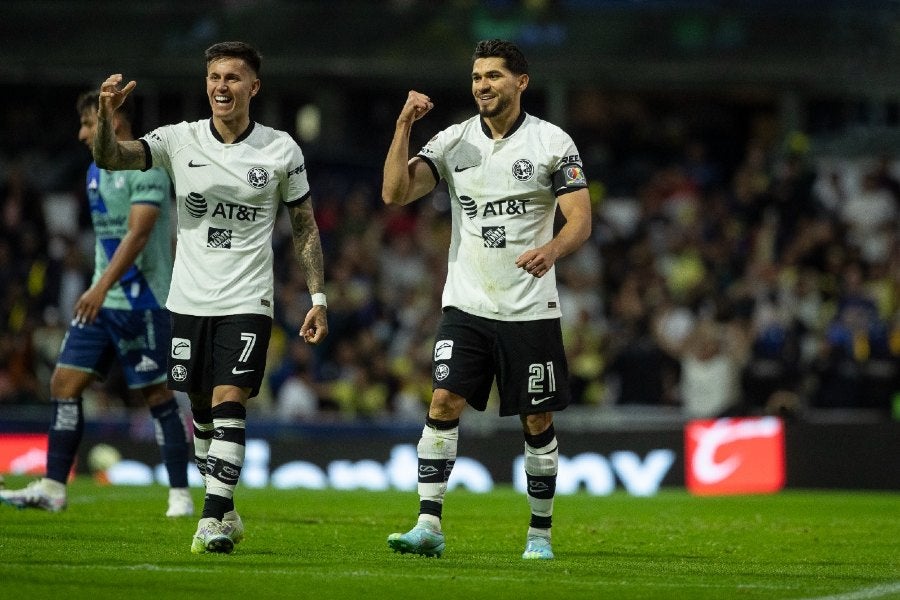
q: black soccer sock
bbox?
[191,406,214,478]
[150,397,190,489]
[202,402,246,520]
[45,397,84,484]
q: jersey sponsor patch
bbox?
[171,337,191,359]
[564,165,586,187]
[434,339,454,360]
[459,195,478,219]
[207,227,232,249]
[482,226,506,248]
[186,192,208,217]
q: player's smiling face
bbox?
[206,57,259,125]
[471,57,527,119]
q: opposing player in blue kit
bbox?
[382,39,592,559]
[0,91,192,517]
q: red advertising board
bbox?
[685,417,786,495]
[0,434,49,475]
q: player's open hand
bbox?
[98,74,137,116]
[300,305,328,345]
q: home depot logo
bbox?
[685,417,785,495]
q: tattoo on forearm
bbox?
[289,202,326,293]
[93,119,143,170]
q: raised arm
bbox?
[288,200,329,344]
[382,90,438,206]
[93,74,147,170]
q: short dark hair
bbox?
[472,39,528,75]
[76,89,135,124]
[205,41,262,76]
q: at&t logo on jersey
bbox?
[685,417,785,496]
[186,192,208,217]
[247,167,270,188]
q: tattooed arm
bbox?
[93,74,147,170]
[288,199,329,344]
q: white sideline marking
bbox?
[793,583,900,600]
[20,564,793,591]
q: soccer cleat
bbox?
[191,517,234,554]
[222,509,245,545]
[522,535,554,560]
[387,523,445,558]
[0,479,67,512]
[166,488,195,518]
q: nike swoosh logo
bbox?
[231,367,254,375]
[188,160,210,167]
[454,165,474,172]
[530,396,554,405]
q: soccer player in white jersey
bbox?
[0,91,192,518]
[383,39,592,560]
[93,41,329,554]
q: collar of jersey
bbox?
[479,111,527,140]
[208,119,256,144]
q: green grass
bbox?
[0,477,897,600]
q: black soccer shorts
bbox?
[431,307,571,416]
[168,312,272,398]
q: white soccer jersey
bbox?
[141,119,310,317]
[418,112,587,321]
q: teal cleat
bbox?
[387,524,445,558]
[522,535,554,560]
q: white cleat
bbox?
[191,517,234,554]
[166,488,195,517]
[0,479,67,512]
[222,509,245,545]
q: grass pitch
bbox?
[0,477,897,599]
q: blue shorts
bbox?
[56,308,171,389]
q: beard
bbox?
[477,95,509,118]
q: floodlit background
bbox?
[0,1,898,491]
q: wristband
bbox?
[311,292,327,308]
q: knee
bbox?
[429,389,465,421]
[49,367,87,399]
[522,412,553,436]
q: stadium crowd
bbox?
[2,100,899,423]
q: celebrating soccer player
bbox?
[382,39,592,560]
[92,41,329,554]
